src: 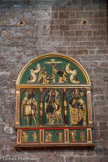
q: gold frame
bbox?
[15,53,94,148]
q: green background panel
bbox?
[67,89,88,126]
[20,89,39,126]
[21,130,40,143]
[44,129,64,143]
[43,90,64,125]
[69,129,87,142]
[20,57,87,84]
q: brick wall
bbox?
[0,0,108,162]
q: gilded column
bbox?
[17,129,21,144]
[39,88,43,125]
[15,89,20,126]
[63,88,68,125]
[87,90,92,125]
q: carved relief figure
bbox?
[45,59,62,83]
[70,130,76,141]
[45,90,63,125]
[58,67,68,83]
[22,89,38,126]
[22,131,28,142]
[69,89,86,126]
[32,131,38,142]
[65,63,80,83]
[57,131,63,142]
[45,131,52,142]
[27,64,41,83]
[80,130,85,141]
[38,67,50,84]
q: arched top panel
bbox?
[16,53,91,85]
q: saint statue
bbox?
[22,131,28,142]
[45,90,63,125]
[58,67,68,83]
[45,131,52,142]
[22,89,38,126]
[57,131,63,142]
[69,89,86,126]
[38,67,50,84]
[80,130,85,141]
[70,130,76,141]
[32,131,38,142]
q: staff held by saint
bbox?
[22,89,38,126]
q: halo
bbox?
[26,89,33,95]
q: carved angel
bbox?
[65,63,80,84]
[26,64,41,83]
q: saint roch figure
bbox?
[22,89,38,126]
[69,89,86,126]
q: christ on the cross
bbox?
[45,59,62,83]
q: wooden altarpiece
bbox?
[14,53,94,149]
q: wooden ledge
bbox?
[14,143,96,151]
[14,125,93,130]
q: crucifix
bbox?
[45,59,62,83]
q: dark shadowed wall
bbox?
[0,0,108,162]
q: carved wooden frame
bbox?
[14,53,94,149]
